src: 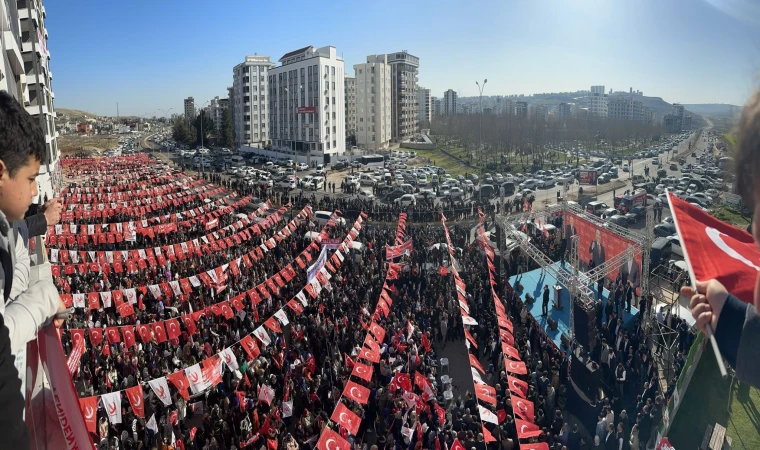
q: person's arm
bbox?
[24,212,48,238]
[713,294,760,386]
[3,278,60,355]
[0,316,30,447]
[9,225,29,300]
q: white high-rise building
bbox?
[13,0,59,202]
[344,76,356,144]
[386,51,419,141]
[417,87,432,124]
[208,96,228,134]
[433,97,442,117]
[184,97,196,120]
[233,55,274,148]
[589,85,608,117]
[354,55,391,150]
[269,45,345,165]
[443,89,457,116]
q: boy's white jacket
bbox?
[0,212,59,355]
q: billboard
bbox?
[578,170,598,185]
[297,106,316,114]
[564,212,643,290]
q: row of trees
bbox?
[171,108,234,148]
[429,114,666,171]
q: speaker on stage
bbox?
[573,298,598,352]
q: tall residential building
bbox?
[344,76,356,144]
[228,86,235,144]
[589,85,608,117]
[530,104,548,121]
[558,103,572,120]
[499,99,514,116]
[433,97,442,116]
[208,96,228,134]
[608,96,648,122]
[386,51,419,141]
[354,55,392,150]
[269,45,345,163]
[443,89,457,116]
[233,55,274,148]
[515,101,528,118]
[14,0,59,202]
[417,87,432,124]
[184,97,196,120]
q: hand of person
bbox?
[42,197,62,225]
[53,297,67,328]
[681,279,729,335]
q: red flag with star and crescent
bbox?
[342,380,370,404]
[331,402,361,436]
[317,427,351,450]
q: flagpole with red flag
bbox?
[668,192,728,378]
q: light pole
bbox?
[476,79,487,204]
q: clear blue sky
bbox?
[46,0,760,116]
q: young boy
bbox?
[0,91,65,446]
[683,89,760,389]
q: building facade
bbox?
[268,45,345,164]
[417,87,432,124]
[433,98,442,117]
[589,85,608,117]
[515,101,528,118]
[233,55,274,148]
[11,0,59,202]
[558,103,572,120]
[344,76,356,146]
[443,89,457,116]
[208,96,228,135]
[386,51,419,141]
[354,55,391,150]
[184,97,195,120]
[608,96,649,122]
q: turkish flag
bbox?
[369,322,385,343]
[168,371,191,401]
[331,402,361,436]
[515,418,542,439]
[136,323,152,343]
[342,380,370,404]
[125,385,145,418]
[518,443,549,450]
[670,193,757,303]
[469,354,485,373]
[507,375,529,398]
[465,329,479,349]
[79,396,98,434]
[475,383,497,405]
[88,328,103,347]
[351,362,373,382]
[393,373,412,392]
[513,397,535,423]
[502,342,521,360]
[181,314,197,336]
[358,346,380,363]
[240,335,260,360]
[482,425,496,444]
[316,427,351,450]
[505,358,528,375]
[264,317,282,334]
[105,327,120,344]
[450,439,466,450]
[165,319,181,340]
[152,322,168,343]
[121,326,136,348]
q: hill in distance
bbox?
[682,104,740,117]
[57,108,99,119]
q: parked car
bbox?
[654,223,677,237]
[607,215,629,228]
[357,189,375,200]
[394,194,417,207]
[666,235,684,257]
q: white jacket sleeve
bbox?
[9,229,30,301]
[4,278,59,355]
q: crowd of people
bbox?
[38,150,677,450]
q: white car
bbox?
[296,163,309,171]
[446,187,465,199]
[666,235,684,257]
[705,188,719,198]
[344,176,360,189]
[395,194,416,206]
[690,192,713,205]
[276,176,297,190]
[313,211,346,227]
[357,189,375,200]
[519,179,539,190]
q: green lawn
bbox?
[411,147,476,176]
[668,345,760,450]
[712,206,751,228]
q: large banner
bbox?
[307,247,329,283]
[578,170,598,185]
[564,212,642,286]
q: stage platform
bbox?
[508,262,639,350]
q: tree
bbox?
[172,118,194,147]
[220,107,234,148]
[194,110,216,147]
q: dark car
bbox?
[384,189,406,202]
[685,196,707,209]
[651,237,673,266]
[627,205,647,222]
[654,223,677,238]
[608,215,629,228]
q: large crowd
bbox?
[31,153,680,450]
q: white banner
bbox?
[306,247,329,283]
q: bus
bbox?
[358,155,385,171]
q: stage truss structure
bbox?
[495,200,652,350]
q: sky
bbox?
[45,0,760,117]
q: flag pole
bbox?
[666,193,728,379]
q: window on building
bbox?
[331,67,335,75]
[333,140,336,147]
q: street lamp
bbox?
[476,79,487,204]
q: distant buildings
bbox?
[664,103,688,132]
[417,87,432,124]
[1,0,60,202]
[530,104,547,121]
[208,96,228,134]
[558,102,572,120]
[344,76,356,144]
[443,89,457,116]
[433,97,442,116]
[386,51,419,141]
[268,45,345,163]
[608,96,649,122]
[589,85,608,117]
[233,55,274,148]
[515,101,528,118]
[354,55,391,150]
[184,97,196,120]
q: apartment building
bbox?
[269,45,345,164]
[589,85,608,117]
[344,76,356,144]
[208,96,229,134]
[433,97,442,117]
[608,96,649,122]
[354,55,391,150]
[515,101,528,118]
[386,51,419,141]
[443,89,457,116]
[417,86,432,124]
[184,97,195,120]
[233,55,274,148]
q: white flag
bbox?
[148,377,172,406]
[146,414,158,433]
[221,347,239,371]
[253,326,271,347]
[478,405,498,424]
[102,391,122,424]
[73,293,86,308]
[273,309,289,326]
[100,291,112,308]
[185,363,211,394]
[282,400,294,418]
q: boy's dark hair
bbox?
[737,90,760,206]
[0,91,46,176]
